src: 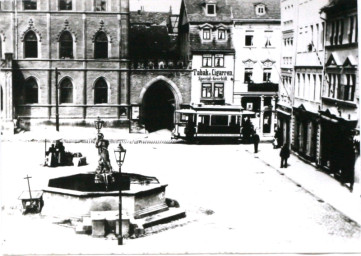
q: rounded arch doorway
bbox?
[142,80,176,132]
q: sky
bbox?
[130,0,182,14]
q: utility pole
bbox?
[55,68,60,131]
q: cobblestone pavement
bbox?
[1,141,361,254]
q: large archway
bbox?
[142,80,175,132]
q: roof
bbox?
[189,32,234,52]
[321,0,357,14]
[129,25,171,59]
[130,11,170,25]
[182,0,280,23]
[183,0,232,23]
[229,0,280,20]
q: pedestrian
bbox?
[280,143,290,168]
[253,132,260,153]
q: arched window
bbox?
[59,78,73,104]
[94,78,108,104]
[59,31,73,59]
[24,31,38,58]
[94,32,108,59]
[24,77,38,104]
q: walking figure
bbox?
[280,143,290,168]
[253,132,260,153]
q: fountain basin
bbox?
[42,173,169,219]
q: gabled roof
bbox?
[182,0,280,23]
[189,32,234,53]
[183,0,232,23]
[229,0,280,20]
[326,54,341,66]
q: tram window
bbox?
[180,114,189,122]
[211,115,228,126]
[230,115,237,125]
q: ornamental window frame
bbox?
[24,77,39,104]
[214,54,224,67]
[24,30,38,58]
[94,77,109,104]
[202,54,212,67]
[255,4,266,16]
[59,77,74,104]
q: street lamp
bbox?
[114,142,127,245]
[55,68,61,131]
[94,116,104,134]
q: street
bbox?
[1,141,361,254]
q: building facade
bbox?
[178,0,235,107]
[291,0,327,163]
[231,0,281,135]
[319,0,359,189]
[0,0,192,133]
[277,0,296,146]
[178,0,281,136]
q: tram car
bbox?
[172,105,255,142]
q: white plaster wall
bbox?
[191,53,234,104]
[233,23,281,101]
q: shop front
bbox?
[292,105,318,163]
[276,104,292,146]
[320,110,357,187]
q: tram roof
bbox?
[176,107,255,116]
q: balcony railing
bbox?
[248,82,279,92]
[131,60,190,70]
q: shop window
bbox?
[94,0,106,11]
[214,83,224,98]
[23,0,37,10]
[24,31,38,58]
[60,78,73,104]
[94,78,108,104]
[24,77,38,104]
[206,4,216,16]
[263,68,271,82]
[245,35,253,46]
[201,83,212,98]
[94,32,108,59]
[202,54,212,67]
[0,38,2,59]
[244,68,253,83]
[59,0,72,10]
[203,29,211,40]
[218,29,225,40]
[214,54,224,67]
[59,31,73,59]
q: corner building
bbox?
[0,0,131,130]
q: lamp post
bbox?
[55,68,61,131]
[94,116,104,134]
[114,142,126,245]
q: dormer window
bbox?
[218,29,226,40]
[203,29,211,40]
[256,4,266,15]
[206,4,216,16]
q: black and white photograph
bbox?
[0,0,360,255]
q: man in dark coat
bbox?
[253,132,260,153]
[280,143,290,168]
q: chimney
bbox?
[169,5,172,14]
